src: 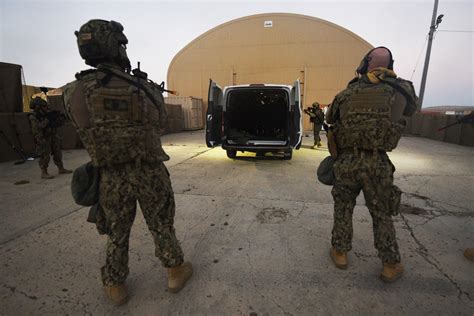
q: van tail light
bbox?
[221,112,224,134]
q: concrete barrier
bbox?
[421,114,436,138]
[404,112,473,147]
[0,113,35,162]
[430,115,448,142]
[460,122,474,146]
[0,113,84,163]
[410,113,424,135]
[444,115,463,144]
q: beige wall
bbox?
[167,13,373,130]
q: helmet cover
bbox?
[75,19,131,72]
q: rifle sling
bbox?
[98,67,162,111]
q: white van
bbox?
[205,80,302,159]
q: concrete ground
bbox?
[0,130,473,315]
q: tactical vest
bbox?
[334,83,404,152]
[70,69,169,167]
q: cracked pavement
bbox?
[0,131,473,315]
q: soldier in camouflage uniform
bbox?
[29,97,72,179]
[63,19,192,305]
[304,102,325,148]
[326,47,418,282]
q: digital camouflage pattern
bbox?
[306,102,324,145]
[63,65,170,167]
[326,70,417,264]
[329,81,402,152]
[65,19,186,287]
[100,161,184,285]
[29,111,63,169]
[63,63,184,286]
[331,151,401,263]
[75,19,131,72]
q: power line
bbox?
[437,29,474,33]
[411,35,428,81]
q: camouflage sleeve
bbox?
[397,79,419,117]
[29,113,49,137]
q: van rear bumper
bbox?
[222,144,291,152]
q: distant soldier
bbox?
[326,47,418,282]
[63,19,192,305]
[304,102,325,148]
[29,97,71,179]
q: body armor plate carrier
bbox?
[335,84,403,152]
[72,69,169,167]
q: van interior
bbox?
[225,88,288,144]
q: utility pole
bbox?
[418,0,443,111]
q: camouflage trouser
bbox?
[313,123,323,144]
[36,134,63,169]
[99,161,184,286]
[331,150,401,264]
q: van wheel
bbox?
[283,149,292,160]
[226,150,237,159]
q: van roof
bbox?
[223,83,292,93]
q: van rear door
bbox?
[205,79,224,147]
[290,80,302,149]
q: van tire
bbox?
[283,149,292,160]
[227,150,237,159]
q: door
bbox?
[289,80,303,149]
[205,79,224,147]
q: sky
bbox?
[0,0,472,108]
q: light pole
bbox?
[418,0,444,111]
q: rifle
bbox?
[157,81,178,95]
[46,110,66,128]
[303,107,316,116]
[0,129,33,164]
[131,64,178,95]
[437,113,474,132]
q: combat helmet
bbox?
[75,19,131,72]
[29,97,48,110]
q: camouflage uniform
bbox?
[312,105,325,146]
[63,64,184,286]
[326,72,417,264]
[29,109,64,170]
[99,161,183,285]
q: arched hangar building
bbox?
[167,13,373,131]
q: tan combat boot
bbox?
[330,247,348,270]
[380,263,404,283]
[167,261,193,293]
[463,248,474,262]
[41,168,54,179]
[104,284,128,306]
